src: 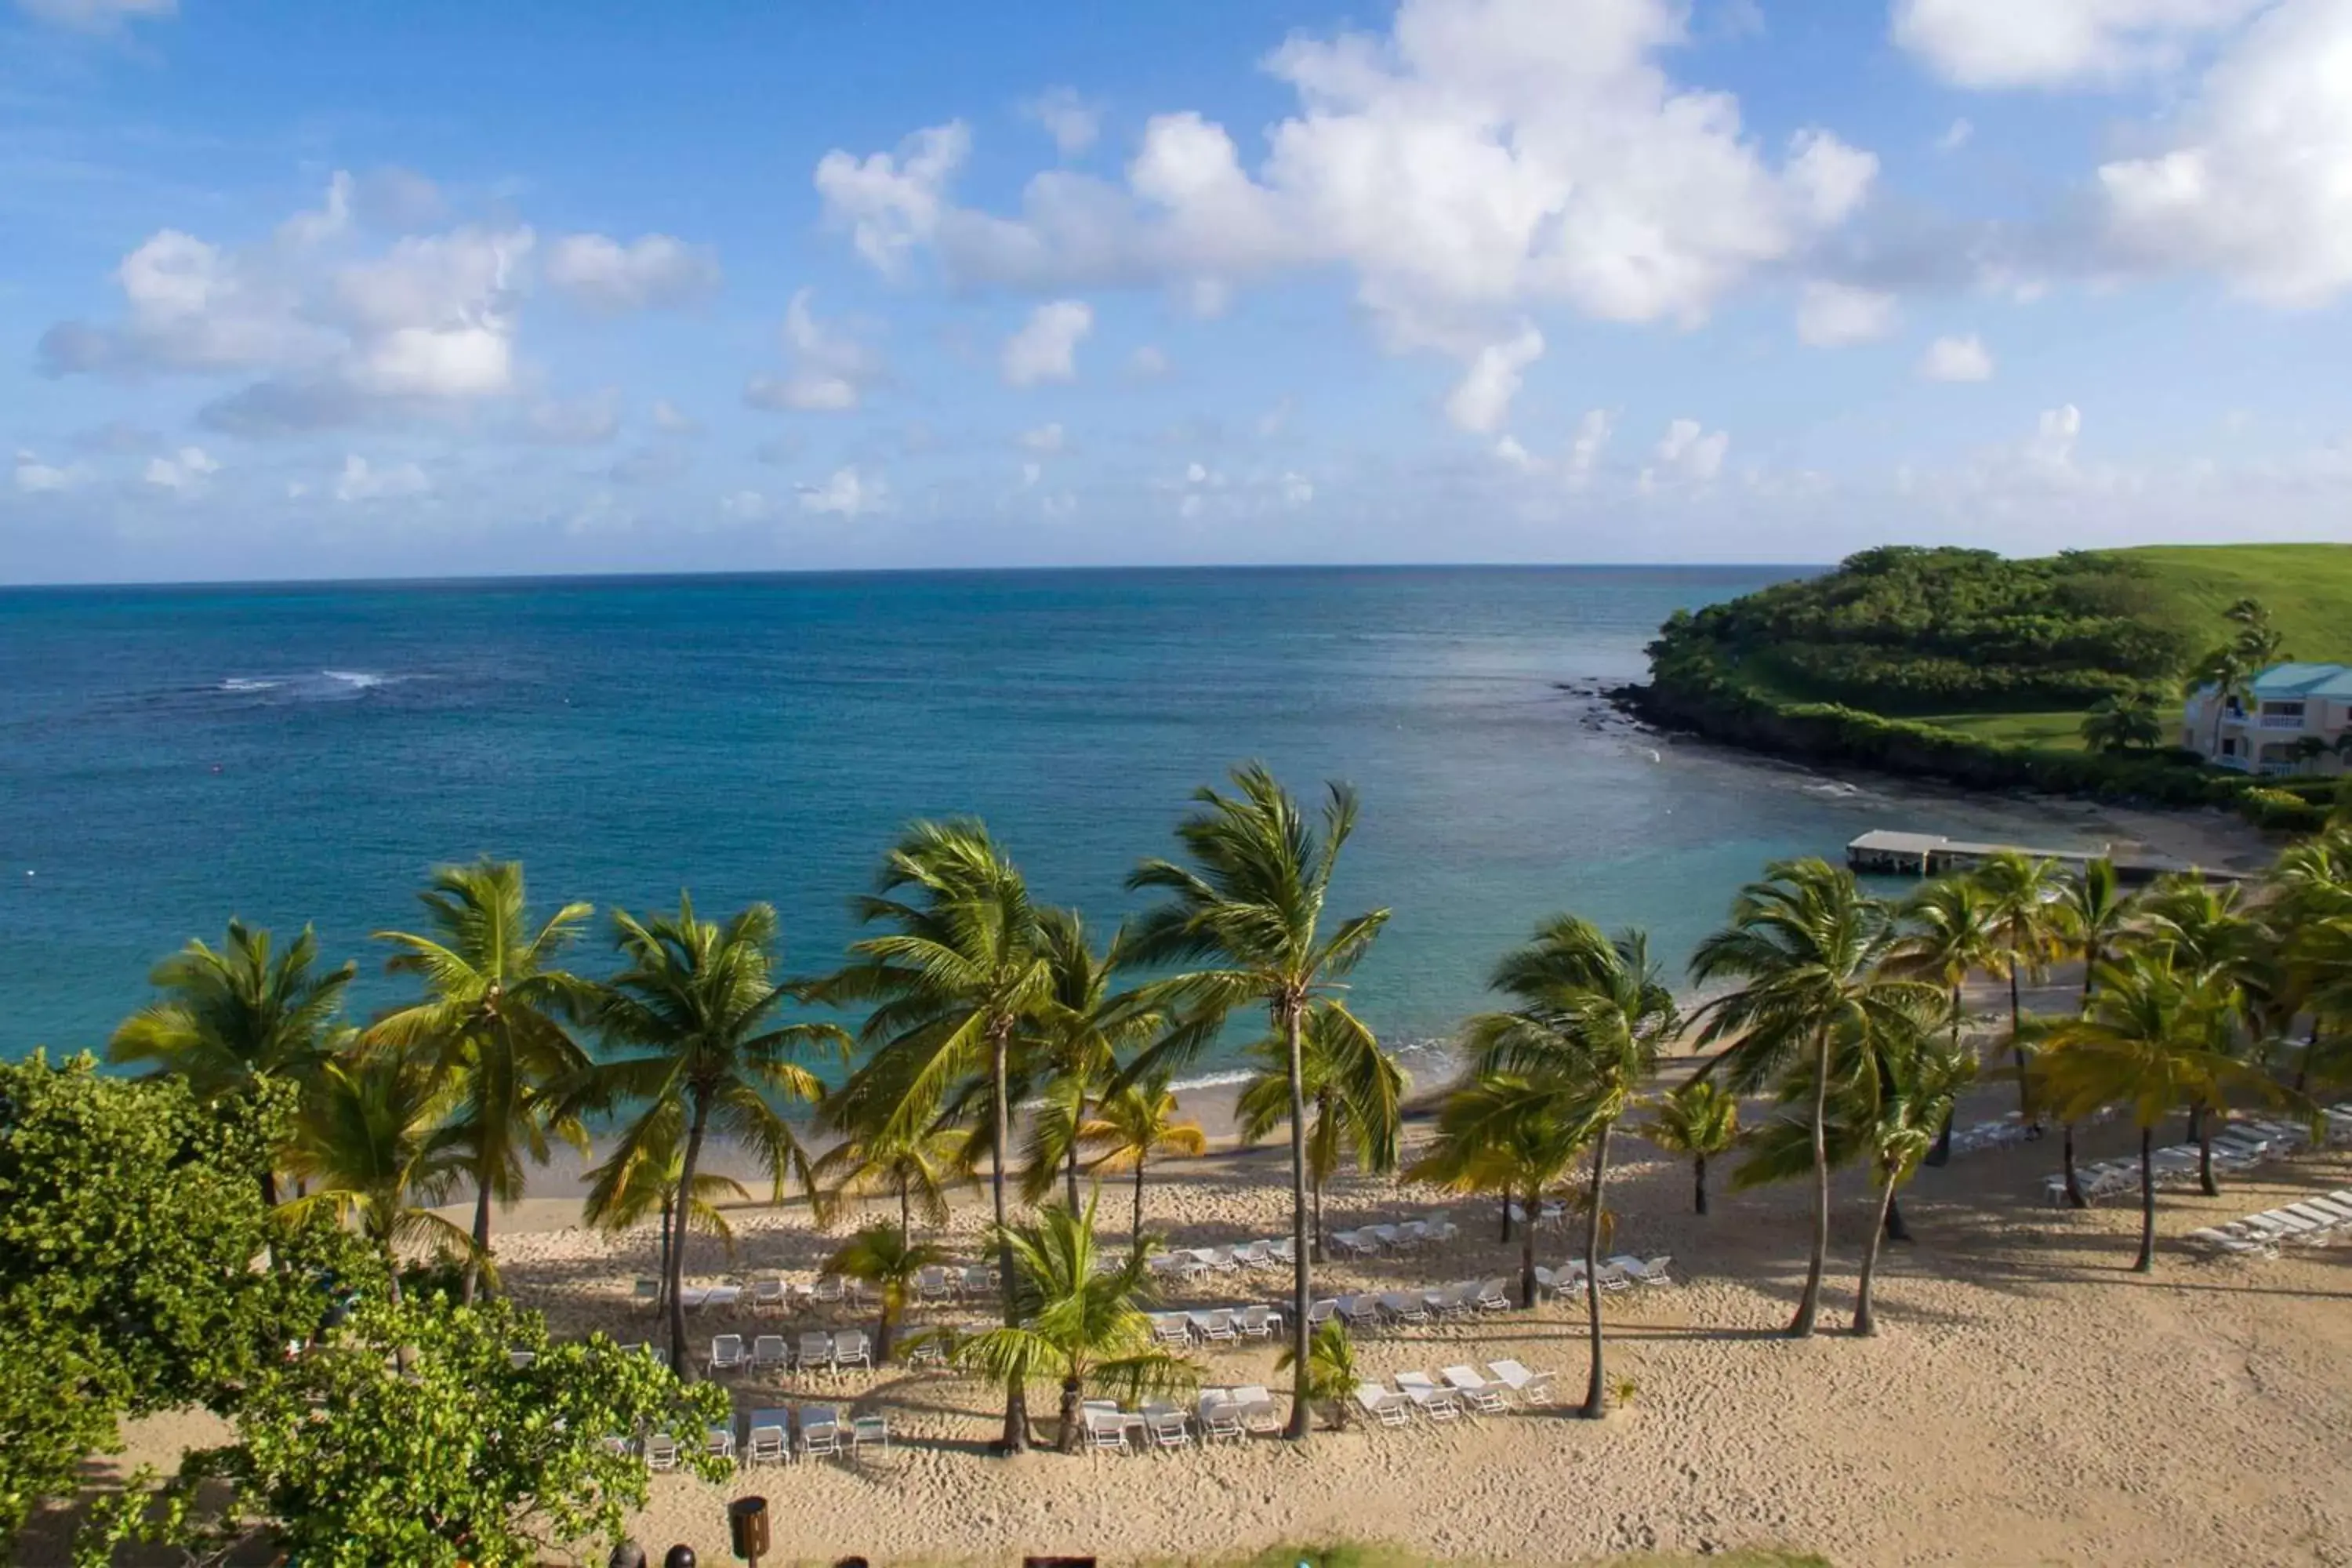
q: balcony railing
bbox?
[2256,713,2308,731]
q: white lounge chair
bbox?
[914,1265,956,1304]
[1611,1254,1673,1286]
[1441,1365,1511,1414]
[1473,1278,1513,1312]
[1304,1297,1338,1327]
[1393,1371,1464,1421]
[1083,1406,1130,1454]
[1352,1383,1411,1428]
[1380,1291,1430,1326]
[643,1432,681,1471]
[1151,1312,1192,1348]
[1197,1394,1247,1443]
[707,1334,747,1373]
[1144,1403,1192,1451]
[1337,1295,1385,1331]
[1486,1358,1555,1406]
[1238,1303,1280,1339]
[797,1330,835,1372]
[705,1424,736,1462]
[702,1284,743,1313]
[797,1405,842,1459]
[1196,1308,1240,1343]
[850,1413,889,1454]
[746,1410,789,1465]
[751,1334,789,1372]
[507,1349,536,1369]
[751,1277,788,1314]
[812,1274,847,1304]
[1231,1384,1283,1432]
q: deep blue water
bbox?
[0,567,2111,1075]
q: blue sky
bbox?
[4,0,2350,583]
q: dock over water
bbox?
[1846,829,2247,884]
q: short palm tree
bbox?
[1273,1318,1360,1430]
[810,1123,975,1244]
[825,1225,951,1363]
[1642,1079,1740,1215]
[579,1096,750,1311]
[581,896,844,1381]
[1018,910,1160,1211]
[829,819,1054,1450]
[2052,858,2136,1204]
[1231,1001,1404,1260]
[1974,851,2071,1126]
[1691,858,1941,1338]
[949,1199,1196,1454]
[1410,1070,1588,1331]
[1849,1028,1974,1334]
[1123,764,1389,1442]
[2079,691,2164,753]
[109,920,354,1206]
[2038,954,2277,1273]
[281,1051,474,1305]
[1077,1076,1209,1239]
[366,860,596,1304]
[2130,875,2258,1192]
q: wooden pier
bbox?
[1846,829,2246,884]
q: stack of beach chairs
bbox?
[2043,1114,2331,1206]
[2186,1189,2352,1258]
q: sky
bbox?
[4,0,2352,583]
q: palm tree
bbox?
[2047,858,2136,1206]
[1885,874,2002,1163]
[1975,851,2071,1127]
[1850,1029,1974,1335]
[579,1098,750,1312]
[811,1123,975,1244]
[1076,1076,1209,1239]
[1464,916,1676,1414]
[109,920,354,1207]
[1273,1318,1360,1430]
[366,860,596,1304]
[583,896,843,1381]
[281,1051,474,1305]
[1642,1079,1740,1216]
[829,819,1054,1450]
[2225,597,2287,667]
[2038,954,2277,1272]
[2130,875,2257,1193]
[1410,1071,1587,1329]
[825,1225,951,1363]
[1018,911,1160,1212]
[1123,764,1389,1442]
[949,1198,1196,1454]
[2080,690,2165,754]
[1231,1001,1404,1260]
[1691,858,1941,1338]
[2188,641,2249,758]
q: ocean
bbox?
[0,567,2116,1080]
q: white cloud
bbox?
[720,489,770,521]
[745,289,886,412]
[1001,299,1094,387]
[332,455,431,503]
[1567,408,1615,488]
[1795,280,1898,346]
[142,445,219,492]
[797,466,887,516]
[1918,332,1995,381]
[1280,471,1315,507]
[16,0,173,30]
[2031,403,2085,469]
[542,233,720,314]
[1494,434,1540,472]
[13,450,79,493]
[813,122,972,277]
[1022,87,1103,155]
[1935,118,1975,152]
[1127,344,1171,379]
[1020,461,1044,488]
[1443,324,1543,434]
[2099,0,2352,307]
[523,391,622,446]
[651,399,699,434]
[1647,418,1730,486]
[1018,422,1067,454]
[1890,0,2265,89]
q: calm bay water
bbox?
[0,567,2109,1074]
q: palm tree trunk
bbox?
[1065,1123,1082,1214]
[464,1168,493,1306]
[1519,1185,1539,1310]
[669,1094,711,1380]
[1133,1154,1146,1240]
[1056,1375,1083,1455]
[2196,1105,2219,1196]
[990,1022,1029,1454]
[1791,1027,1830,1338]
[1885,1194,1910,1242]
[1497,1196,1512,1244]
[1853,1163,1900,1337]
[2009,969,2035,1126]
[1928,994,1960,1167]
[1310,1172,1323,1261]
[656,1191,674,1313]
[1693,1154,1708,1217]
[2062,1124,2087,1208]
[898,1174,911,1247]
[875,1300,896,1365]
[2133,1125,2156,1273]
[1281,997,1313,1443]
[1579,1123,1613,1418]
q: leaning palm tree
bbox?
[281,1051,474,1305]
[109,920,354,1206]
[1849,1028,1974,1334]
[1123,764,1389,1441]
[1018,911,1161,1211]
[2187,641,2249,757]
[2130,874,2258,1192]
[949,1198,1197,1454]
[1465,916,1678,1412]
[1077,1076,1209,1239]
[1690,858,1941,1338]
[2050,857,2136,1205]
[1974,851,2071,1127]
[580,896,844,1381]
[810,1123,975,1244]
[825,1225,951,1363]
[1231,1001,1405,1260]
[579,1096,750,1312]
[366,860,596,1304]
[1642,1078,1740,1216]
[828,820,1054,1450]
[2038,953,2278,1273]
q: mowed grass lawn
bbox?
[1914,710,2094,750]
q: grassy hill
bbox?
[2113,544,2352,666]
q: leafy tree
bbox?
[949,1199,1196,1454]
[1692,859,1941,1338]
[1974,851,2073,1125]
[1077,1075,1209,1238]
[1642,1078,1740,1215]
[281,1053,477,1302]
[0,1056,360,1539]
[824,1225,950,1363]
[2079,690,2166,753]
[579,896,842,1381]
[1273,1318,1361,1429]
[1231,1000,1404,1258]
[1124,764,1389,1442]
[828,819,1054,1450]
[1018,910,1160,1211]
[101,1297,728,1567]
[810,1123,975,1244]
[368,860,596,1304]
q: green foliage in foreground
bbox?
[91,1296,730,1568]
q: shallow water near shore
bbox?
[0,565,2263,1067]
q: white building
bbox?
[2182,662,2352,776]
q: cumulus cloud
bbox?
[813,122,973,277]
[1443,324,1544,434]
[1795,280,1899,346]
[1001,299,1094,387]
[719,489,769,521]
[1567,408,1615,488]
[745,289,887,412]
[2031,403,2085,468]
[1890,0,2265,89]
[1918,332,1995,381]
[1646,417,1730,487]
[542,233,720,314]
[16,0,173,30]
[1022,87,1103,155]
[797,465,887,516]
[143,445,219,491]
[332,455,430,503]
[1018,422,1067,454]
[13,450,80,493]
[1935,118,1975,152]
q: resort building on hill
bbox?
[2182,662,2352,776]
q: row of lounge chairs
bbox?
[1148,1305,1283,1345]
[1305,1279,1513,1330]
[2187,1188,2352,1257]
[911,1264,1002,1303]
[1327,1217,1461,1258]
[643,1402,888,1468]
[1534,1254,1674,1293]
[706,1330,875,1376]
[1082,1386,1287,1453]
[2044,1117,2314,1207]
[1352,1359,1555,1425]
[1147,1240,1292,1279]
[633,1277,869,1315]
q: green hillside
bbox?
[2109,544,2352,666]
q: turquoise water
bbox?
[0,567,2103,1074]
